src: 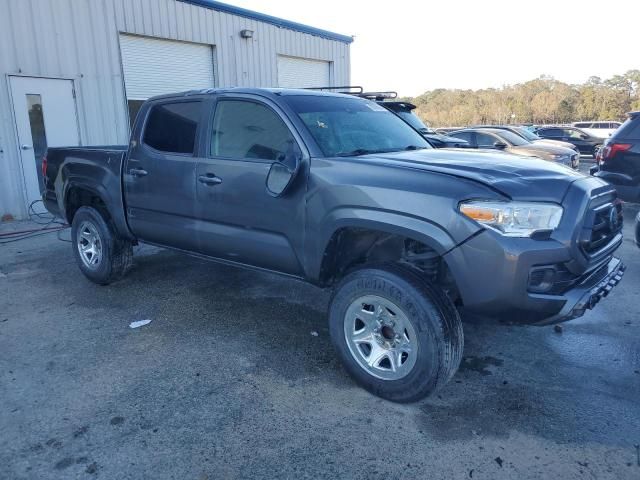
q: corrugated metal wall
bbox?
[0,0,351,218]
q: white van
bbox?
[571,121,621,138]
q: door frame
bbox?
[6,74,83,213]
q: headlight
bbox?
[459,201,563,237]
[550,153,569,163]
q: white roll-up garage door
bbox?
[119,34,215,99]
[277,55,331,88]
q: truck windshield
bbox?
[284,95,431,157]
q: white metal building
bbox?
[0,0,352,219]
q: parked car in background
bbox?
[572,121,622,138]
[590,111,640,202]
[475,125,580,153]
[435,127,465,135]
[535,126,603,156]
[380,102,469,148]
[449,128,580,169]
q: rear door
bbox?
[194,95,308,275]
[124,99,206,250]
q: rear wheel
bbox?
[329,264,463,403]
[71,206,132,285]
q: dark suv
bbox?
[591,111,640,202]
[379,102,469,148]
[535,126,603,156]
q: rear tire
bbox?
[328,263,463,403]
[71,206,133,285]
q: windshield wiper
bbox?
[335,146,428,157]
[403,145,429,151]
[335,148,390,157]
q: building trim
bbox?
[178,0,354,44]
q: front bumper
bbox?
[444,228,624,325]
[532,256,625,325]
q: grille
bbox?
[581,201,623,255]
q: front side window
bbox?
[284,95,431,157]
[210,100,296,161]
[565,128,584,139]
[476,132,498,147]
[143,101,202,154]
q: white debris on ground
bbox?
[129,319,152,329]
[310,331,319,337]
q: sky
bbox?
[227,0,639,97]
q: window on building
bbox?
[210,100,296,161]
[143,101,202,154]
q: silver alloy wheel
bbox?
[344,295,418,381]
[77,220,103,269]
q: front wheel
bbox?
[328,264,463,403]
[71,206,133,285]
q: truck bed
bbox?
[43,145,131,238]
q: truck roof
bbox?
[148,87,351,102]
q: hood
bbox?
[511,142,577,158]
[360,148,585,202]
[533,139,579,151]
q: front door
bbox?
[195,96,307,275]
[9,76,79,212]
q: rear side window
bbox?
[143,101,203,154]
[210,100,296,160]
[539,128,562,137]
[450,131,473,143]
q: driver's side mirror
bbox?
[493,141,508,150]
[580,134,589,140]
[266,142,301,197]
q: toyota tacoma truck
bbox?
[43,88,625,402]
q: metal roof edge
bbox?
[178,0,354,44]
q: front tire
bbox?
[71,206,132,285]
[328,264,463,403]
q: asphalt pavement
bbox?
[1,166,639,479]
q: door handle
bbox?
[21,144,32,150]
[129,167,148,177]
[198,174,222,186]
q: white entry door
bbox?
[9,76,80,211]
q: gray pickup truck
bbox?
[43,88,625,402]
